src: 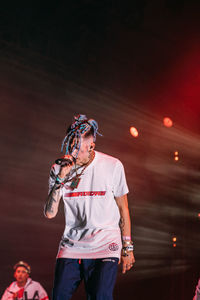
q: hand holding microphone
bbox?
[55,155,75,167]
[55,155,75,179]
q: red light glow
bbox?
[130,127,139,138]
[163,117,173,128]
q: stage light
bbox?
[130,126,139,137]
[172,236,177,247]
[163,117,173,128]
[174,151,179,161]
[198,213,200,218]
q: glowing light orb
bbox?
[172,237,177,242]
[174,151,179,161]
[130,127,139,138]
[163,117,173,128]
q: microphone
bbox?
[55,156,75,167]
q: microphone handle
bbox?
[55,158,73,167]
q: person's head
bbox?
[61,114,101,164]
[13,261,31,287]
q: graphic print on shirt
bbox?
[64,191,106,197]
[108,243,119,251]
[24,291,39,300]
[61,238,74,247]
[16,288,24,299]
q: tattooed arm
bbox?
[44,162,73,219]
[115,194,135,273]
[115,194,131,238]
[44,164,62,219]
[44,182,62,219]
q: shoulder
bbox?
[95,151,125,174]
[29,280,45,289]
[95,151,122,166]
[28,279,40,286]
[5,281,16,291]
[197,278,200,288]
[2,281,17,296]
[6,281,16,289]
[27,280,45,292]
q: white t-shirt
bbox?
[49,151,129,259]
[1,278,48,300]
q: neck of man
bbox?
[76,150,95,166]
[17,280,27,288]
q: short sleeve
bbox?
[112,160,129,197]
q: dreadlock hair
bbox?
[61,114,102,158]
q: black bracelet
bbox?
[121,243,134,257]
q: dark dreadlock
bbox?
[61,114,102,158]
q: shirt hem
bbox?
[56,252,121,259]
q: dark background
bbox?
[0,1,200,299]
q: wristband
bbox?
[56,176,65,184]
[125,245,134,251]
[121,240,134,257]
[122,236,131,241]
[123,240,133,245]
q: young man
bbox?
[44,114,135,300]
[1,261,48,300]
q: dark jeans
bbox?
[52,257,119,300]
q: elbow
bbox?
[44,209,57,219]
[44,213,55,219]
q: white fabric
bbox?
[194,279,200,300]
[49,151,129,259]
[1,278,48,300]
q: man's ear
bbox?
[89,142,95,151]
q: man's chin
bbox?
[75,158,82,165]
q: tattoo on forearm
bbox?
[47,195,57,213]
[119,217,125,233]
[45,184,61,215]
